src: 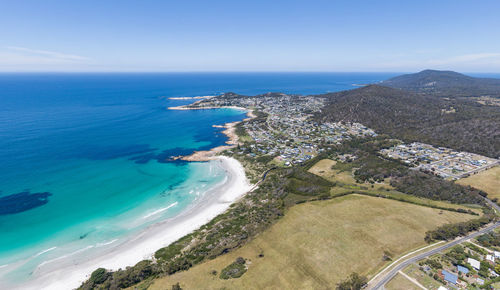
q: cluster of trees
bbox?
[477,232,500,248]
[390,171,485,205]
[318,137,408,184]
[81,260,154,290]
[445,245,469,266]
[285,167,334,199]
[420,258,443,270]
[424,215,494,242]
[336,272,367,290]
[351,190,478,216]
[86,268,110,288]
[353,155,407,183]
[219,257,247,279]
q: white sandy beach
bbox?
[22,156,251,290]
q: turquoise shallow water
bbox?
[0,73,397,285]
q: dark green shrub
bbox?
[219,257,247,280]
[89,268,109,285]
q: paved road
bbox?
[261,167,276,182]
[484,195,500,213]
[370,221,500,289]
[370,197,500,290]
[248,167,276,193]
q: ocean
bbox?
[0,72,396,286]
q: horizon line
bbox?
[0,70,500,74]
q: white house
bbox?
[468,258,480,270]
[494,251,500,259]
[486,254,495,262]
[490,269,499,277]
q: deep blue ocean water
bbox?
[0,72,398,284]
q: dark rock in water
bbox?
[0,191,52,215]
[167,180,183,191]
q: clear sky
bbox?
[1,0,499,72]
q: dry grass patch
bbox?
[308,158,356,184]
[149,195,475,290]
[308,159,394,190]
[457,166,500,199]
[385,273,421,290]
[401,264,445,289]
[307,159,337,178]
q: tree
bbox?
[336,272,367,290]
[89,268,109,285]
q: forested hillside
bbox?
[382,69,500,98]
[316,85,500,158]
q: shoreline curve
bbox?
[23,156,252,290]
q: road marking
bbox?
[398,270,427,290]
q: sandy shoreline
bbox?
[171,106,256,162]
[22,156,252,290]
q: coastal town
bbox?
[380,142,499,179]
[177,92,377,166]
[172,93,500,179]
[170,93,499,179]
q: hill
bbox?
[316,85,500,158]
[382,69,500,98]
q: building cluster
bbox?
[194,93,377,166]
[236,94,375,165]
[404,241,500,289]
[380,142,499,179]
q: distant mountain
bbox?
[382,69,500,98]
[316,84,500,157]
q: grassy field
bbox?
[385,273,421,290]
[457,166,500,200]
[309,159,395,191]
[308,158,357,184]
[401,264,444,289]
[148,195,475,290]
[310,159,481,214]
[354,189,483,214]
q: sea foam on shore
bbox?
[20,156,251,290]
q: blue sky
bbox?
[1,0,499,72]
